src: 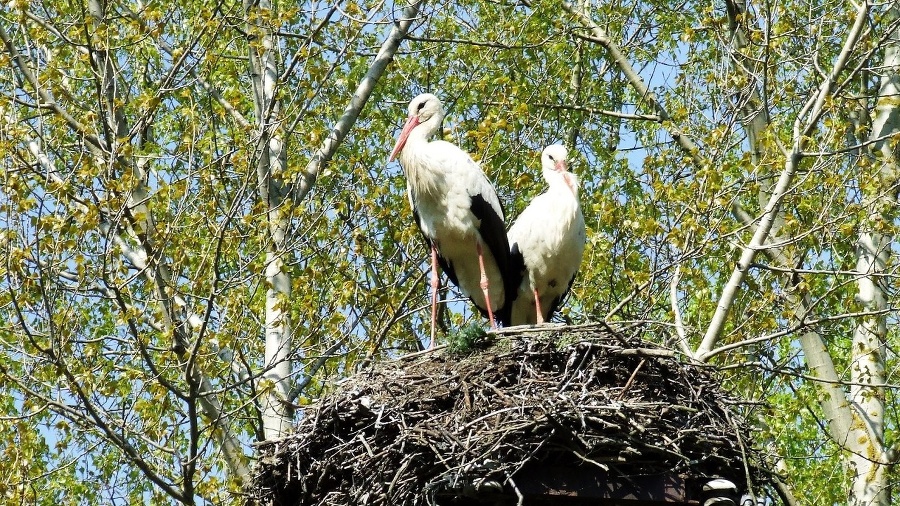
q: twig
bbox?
[617,359,646,402]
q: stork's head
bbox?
[389,93,446,161]
[406,93,444,124]
[541,144,579,196]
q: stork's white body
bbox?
[398,139,507,313]
[506,145,585,325]
[390,94,512,345]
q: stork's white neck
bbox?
[413,113,442,145]
[544,169,580,200]
[398,117,448,199]
[399,115,441,166]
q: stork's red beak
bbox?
[389,115,420,161]
[555,160,575,193]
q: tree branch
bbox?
[696,1,871,357]
[561,1,705,169]
[0,22,106,154]
[727,199,858,452]
[668,265,694,359]
[291,0,425,204]
[696,153,800,357]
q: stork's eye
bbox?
[417,101,426,111]
[548,155,555,161]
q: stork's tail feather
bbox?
[496,241,526,327]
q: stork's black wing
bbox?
[470,193,516,325]
[497,240,526,326]
[546,273,577,323]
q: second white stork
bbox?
[504,144,586,325]
[389,93,514,347]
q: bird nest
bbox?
[248,324,778,506]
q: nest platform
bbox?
[249,323,779,505]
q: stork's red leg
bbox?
[429,245,439,349]
[533,288,545,324]
[475,240,497,328]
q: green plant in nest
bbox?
[447,323,490,354]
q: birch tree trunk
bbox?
[246,0,425,439]
[847,8,900,503]
[245,0,294,440]
[722,3,898,503]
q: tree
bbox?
[1,0,899,504]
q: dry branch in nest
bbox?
[249,323,779,506]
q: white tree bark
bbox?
[95,0,253,478]
[244,0,295,440]
[4,3,254,484]
[250,0,425,439]
[570,12,893,504]
[847,8,900,504]
[719,3,897,504]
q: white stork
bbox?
[504,144,586,325]
[389,93,513,347]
